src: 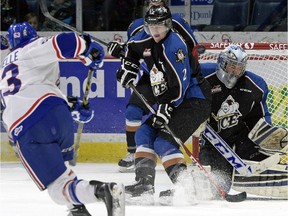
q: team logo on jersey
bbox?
[14,125,23,137]
[143,48,151,57]
[150,64,167,96]
[175,49,186,63]
[212,95,242,132]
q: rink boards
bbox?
[0,59,192,162]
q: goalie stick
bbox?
[203,124,281,176]
[69,68,95,166]
[38,0,108,46]
[129,83,247,202]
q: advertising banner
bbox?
[169,0,213,25]
[59,59,129,133]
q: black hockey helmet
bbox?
[144,5,172,39]
[144,5,172,26]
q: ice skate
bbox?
[118,153,135,173]
[90,181,125,216]
[125,177,155,205]
[67,204,91,216]
[159,169,198,206]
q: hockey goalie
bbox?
[195,45,287,200]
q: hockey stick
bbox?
[69,68,95,166]
[129,83,247,202]
[203,124,281,176]
[38,0,108,46]
[38,0,105,166]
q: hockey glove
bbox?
[152,103,173,129]
[248,117,288,153]
[107,41,126,58]
[67,96,94,123]
[116,58,139,88]
[81,34,104,69]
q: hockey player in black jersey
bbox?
[116,5,211,203]
[107,0,201,173]
[198,44,284,198]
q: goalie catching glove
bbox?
[80,34,104,69]
[116,58,140,88]
[152,103,173,129]
[107,41,126,58]
[67,96,94,123]
[248,117,287,155]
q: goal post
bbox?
[192,42,288,161]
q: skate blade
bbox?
[119,165,135,173]
[111,184,125,216]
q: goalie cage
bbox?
[192,42,288,199]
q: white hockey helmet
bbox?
[216,45,248,89]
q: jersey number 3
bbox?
[1,63,21,96]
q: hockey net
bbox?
[193,42,288,165]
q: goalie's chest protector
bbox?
[206,72,268,137]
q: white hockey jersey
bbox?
[0,33,87,141]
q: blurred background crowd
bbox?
[0,0,287,32]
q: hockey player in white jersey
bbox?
[0,22,125,216]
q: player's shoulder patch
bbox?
[175,49,186,63]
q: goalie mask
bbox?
[144,5,172,41]
[216,45,248,89]
[7,22,38,51]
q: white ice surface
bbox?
[1,162,287,216]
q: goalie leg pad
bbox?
[232,164,288,198]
